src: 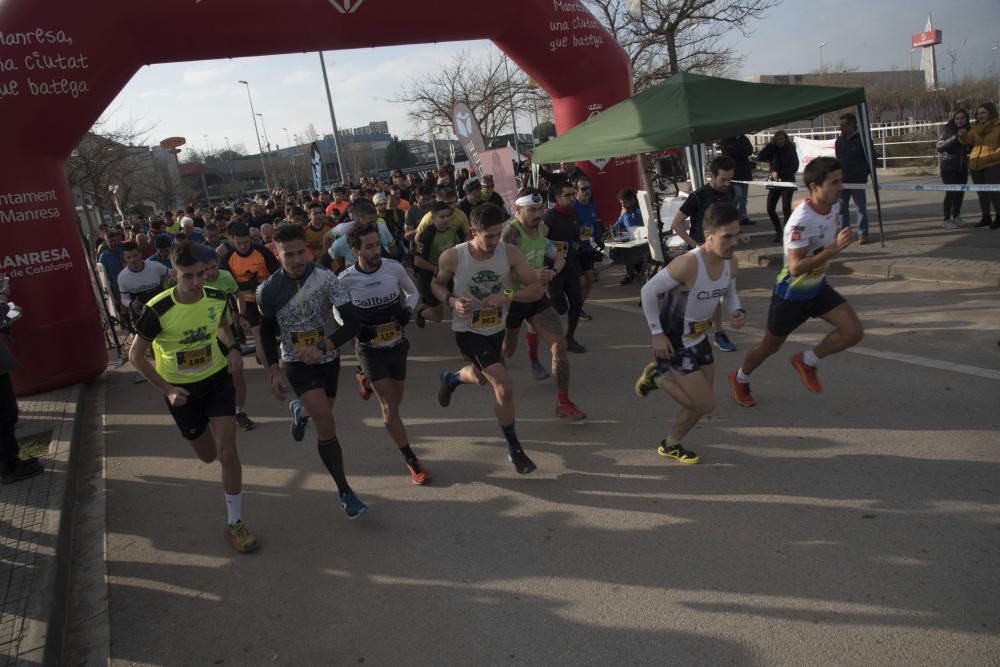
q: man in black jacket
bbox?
[720,134,755,226]
[835,113,872,244]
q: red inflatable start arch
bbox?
[0,0,633,395]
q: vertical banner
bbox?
[311,142,323,191]
[452,102,486,176]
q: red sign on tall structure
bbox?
[911,30,941,49]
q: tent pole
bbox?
[857,101,885,246]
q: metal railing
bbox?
[752,121,945,169]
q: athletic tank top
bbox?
[451,241,511,335]
[659,247,732,348]
[511,219,547,291]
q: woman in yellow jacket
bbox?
[959,102,1000,229]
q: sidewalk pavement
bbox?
[0,385,80,666]
[0,176,997,665]
[735,175,1000,287]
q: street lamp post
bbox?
[317,51,348,186]
[502,56,521,155]
[256,112,278,188]
[223,136,237,194]
[818,42,828,72]
[282,127,301,192]
[237,80,271,192]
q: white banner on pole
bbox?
[792,136,836,173]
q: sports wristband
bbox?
[503,289,514,300]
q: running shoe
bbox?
[555,400,587,420]
[356,367,373,401]
[406,459,430,486]
[657,441,701,464]
[531,361,550,381]
[224,520,259,553]
[289,400,309,442]
[338,490,368,519]
[236,411,256,431]
[579,310,593,321]
[953,216,967,226]
[414,303,427,329]
[566,337,587,353]
[713,331,736,352]
[438,370,458,408]
[790,352,823,393]
[942,218,960,229]
[727,371,756,407]
[507,448,537,474]
[634,362,659,398]
[858,233,870,245]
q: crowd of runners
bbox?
[94,155,863,554]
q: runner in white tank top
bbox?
[635,202,747,465]
[430,203,546,475]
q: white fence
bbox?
[752,121,944,169]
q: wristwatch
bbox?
[316,339,328,353]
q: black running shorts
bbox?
[455,330,506,371]
[285,357,341,398]
[578,247,596,273]
[356,339,409,383]
[165,367,236,441]
[656,338,714,376]
[767,284,846,338]
[414,269,441,307]
[505,296,553,330]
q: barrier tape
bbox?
[733,180,1000,192]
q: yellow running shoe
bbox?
[657,441,701,464]
[224,520,259,553]
[634,362,660,398]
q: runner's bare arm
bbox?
[127,336,177,398]
[787,227,853,276]
[500,224,520,246]
[507,244,544,303]
[431,247,458,306]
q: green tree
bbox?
[383,135,416,171]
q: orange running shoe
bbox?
[728,371,756,407]
[406,459,430,486]
[356,367,373,400]
[555,400,587,420]
[790,352,823,393]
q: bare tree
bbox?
[587,0,780,90]
[391,50,536,145]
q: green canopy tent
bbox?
[532,71,884,242]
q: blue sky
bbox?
[102,0,999,157]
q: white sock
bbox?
[225,493,242,525]
[736,368,750,383]
[803,349,820,367]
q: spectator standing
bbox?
[938,109,972,228]
[756,130,800,242]
[958,102,1000,229]
[719,134,755,225]
[0,283,44,483]
[835,113,872,244]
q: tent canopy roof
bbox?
[531,71,866,164]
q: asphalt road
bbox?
[101,256,1000,666]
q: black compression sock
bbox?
[500,422,522,452]
[399,444,418,464]
[317,438,351,496]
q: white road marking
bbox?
[589,301,1000,382]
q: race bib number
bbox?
[472,308,501,330]
[373,322,402,345]
[580,227,593,241]
[175,345,213,374]
[551,240,568,256]
[290,327,324,350]
[685,319,712,339]
[238,289,256,303]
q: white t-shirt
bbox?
[117,261,169,306]
[774,199,840,301]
